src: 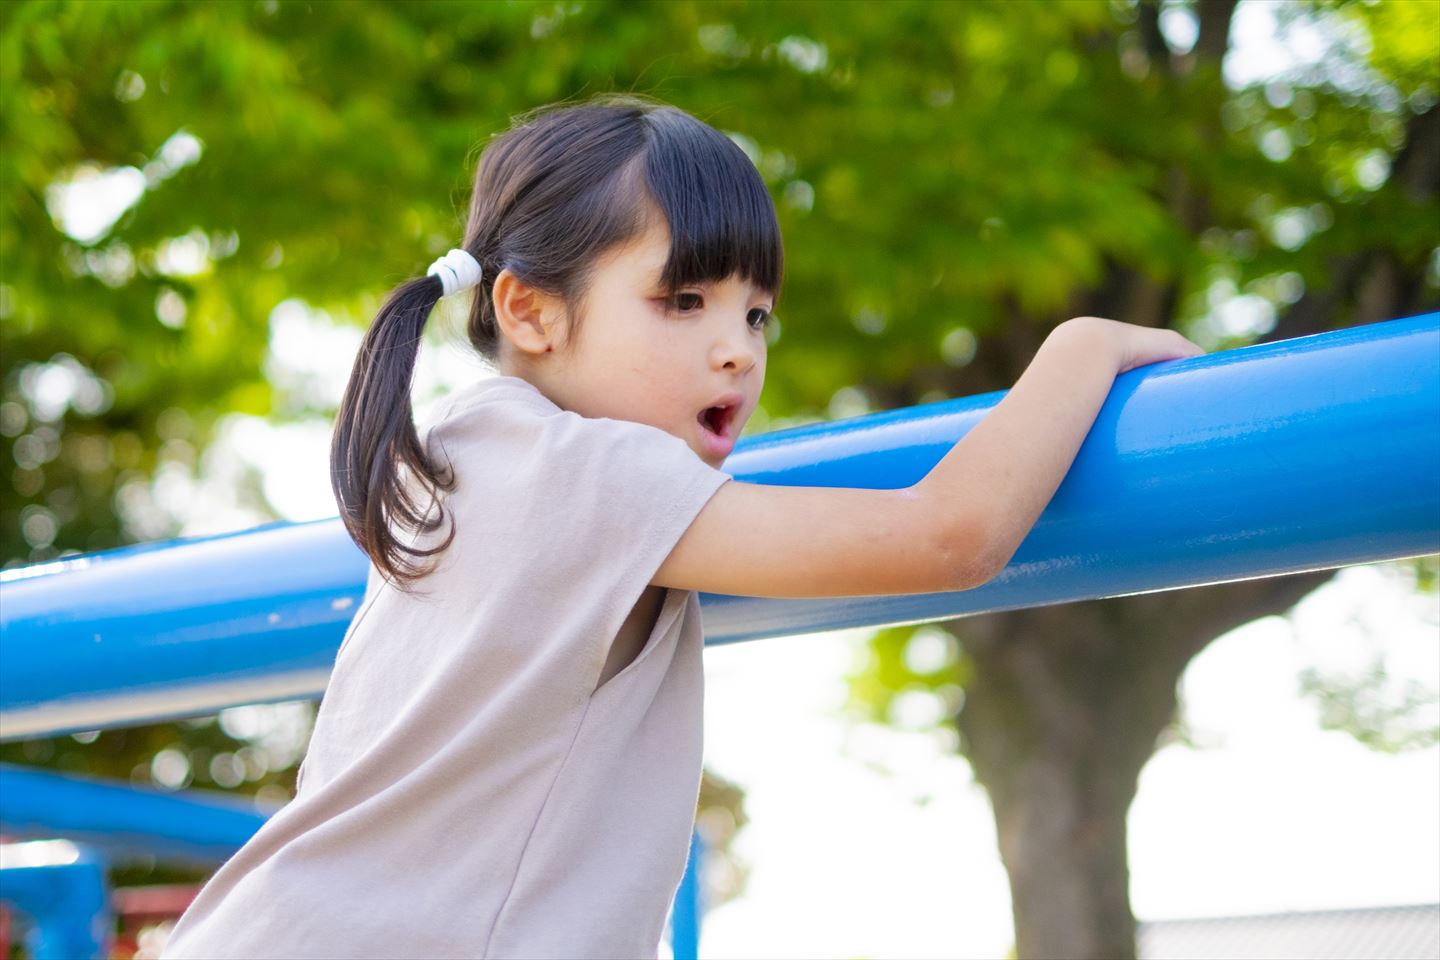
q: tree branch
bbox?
[1194,0,1240,64]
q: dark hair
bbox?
[330,93,784,591]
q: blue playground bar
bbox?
[2,313,1438,957]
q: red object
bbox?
[109,885,202,957]
[112,884,200,920]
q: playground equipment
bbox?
[1,313,1437,957]
[0,765,703,958]
[0,841,108,960]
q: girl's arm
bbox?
[652,317,1199,599]
[909,316,1120,581]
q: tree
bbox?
[836,2,1440,956]
[2,0,1435,955]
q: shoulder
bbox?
[425,376,705,471]
[420,376,559,463]
[422,375,557,431]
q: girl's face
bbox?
[498,215,772,469]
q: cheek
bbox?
[611,326,681,400]
[624,331,677,377]
[596,307,659,365]
[636,317,695,371]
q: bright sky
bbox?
[30,2,1439,956]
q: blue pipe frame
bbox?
[0,841,110,960]
[2,313,1438,741]
[0,764,707,960]
[0,764,271,868]
[0,313,1436,959]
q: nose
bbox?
[710,320,760,374]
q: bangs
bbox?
[641,108,784,302]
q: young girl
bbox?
[163,94,1203,959]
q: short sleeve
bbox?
[414,384,732,692]
[508,402,733,593]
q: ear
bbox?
[492,268,564,355]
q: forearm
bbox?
[916,317,1122,582]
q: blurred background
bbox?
[1,0,1437,957]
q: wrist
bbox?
[1051,316,1124,373]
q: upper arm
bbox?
[650,480,994,599]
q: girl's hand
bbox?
[1061,316,1207,374]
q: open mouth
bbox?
[698,403,736,437]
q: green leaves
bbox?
[4,0,1435,566]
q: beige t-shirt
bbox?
[163,375,732,959]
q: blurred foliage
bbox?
[6,0,1438,568]
[1,0,1437,950]
[1297,554,1440,753]
[845,560,1440,748]
[831,0,1439,754]
[1300,659,1440,752]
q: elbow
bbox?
[957,549,1001,592]
[971,542,1010,589]
[969,523,1021,589]
[904,482,1002,592]
[936,518,1001,592]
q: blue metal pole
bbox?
[3,314,1437,739]
[0,841,110,960]
[0,763,269,866]
[669,830,705,960]
[0,764,705,957]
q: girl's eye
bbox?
[666,292,771,330]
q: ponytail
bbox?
[331,272,458,592]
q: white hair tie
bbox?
[426,248,483,297]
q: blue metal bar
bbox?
[669,830,705,960]
[0,765,708,960]
[0,841,110,960]
[0,519,360,741]
[3,314,1437,740]
[0,764,706,956]
[0,763,269,867]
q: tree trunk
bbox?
[953,572,1333,958]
